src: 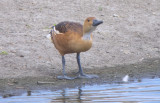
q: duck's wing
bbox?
[54,21,83,35]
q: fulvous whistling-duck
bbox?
[47,17,103,79]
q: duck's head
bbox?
[83,17,103,33]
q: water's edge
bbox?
[0,58,160,98]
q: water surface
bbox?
[1,78,160,103]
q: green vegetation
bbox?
[44,27,52,29]
[99,7,103,11]
[0,51,8,55]
[25,24,31,28]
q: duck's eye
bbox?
[87,19,90,22]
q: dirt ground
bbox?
[0,0,160,81]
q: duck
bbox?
[47,17,103,79]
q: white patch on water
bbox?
[123,74,129,82]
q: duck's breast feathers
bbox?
[55,21,83,35]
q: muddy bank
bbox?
[0,58,160,98]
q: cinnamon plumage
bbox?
[47,17,103,79]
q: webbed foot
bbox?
[76,73,98,79]
[57,75,76,80]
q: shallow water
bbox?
[1,78,160,103]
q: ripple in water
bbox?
[1,78,160,103]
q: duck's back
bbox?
[55,21,83,35]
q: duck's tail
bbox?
[46,26,54,42]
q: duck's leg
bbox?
[76,53,98,79]
[57,56,75,80]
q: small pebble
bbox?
[8,83,14,86]
[113,14,119,17]
[20,55,24,57]
[16,86,25,89]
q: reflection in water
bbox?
[1,78,160,103]
[2,94,15,98]
[27,91,31,96]
[52,86,83,103]
[78,87,83,103]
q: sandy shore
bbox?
[0,0,160,95]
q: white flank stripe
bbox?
[54,26,63,34]
[46,34,52,41]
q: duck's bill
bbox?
[92,20,103,26]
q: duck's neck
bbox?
[82,26,96,40]
[82,31,92,40]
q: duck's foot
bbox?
[74,71,80,75]
[57,75,76,80]
[76,73,98,79]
